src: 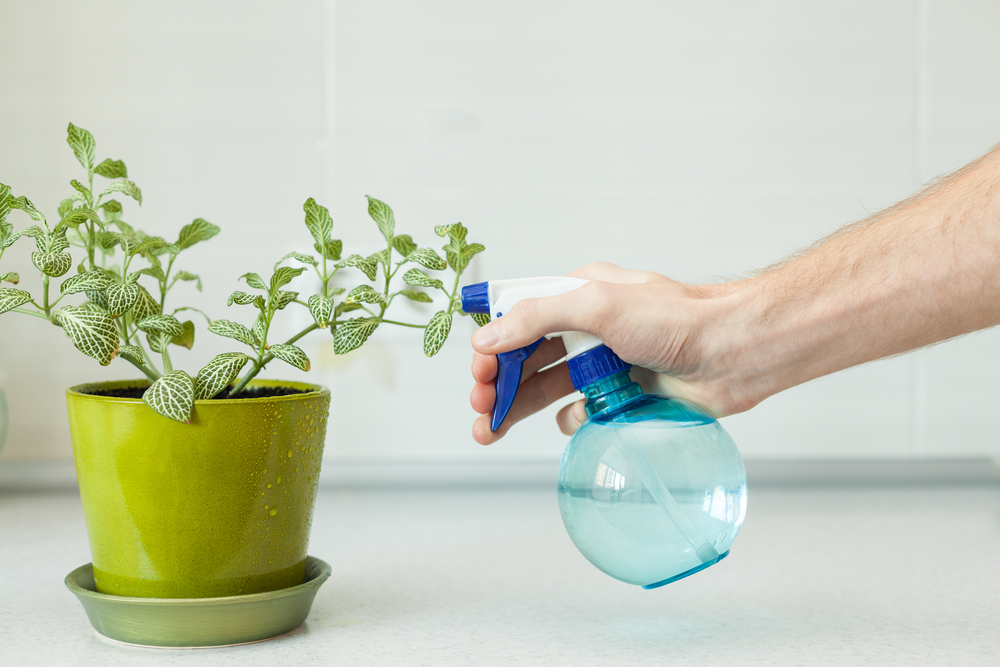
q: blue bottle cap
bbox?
[567,345,631,391]
[461,282,490,314]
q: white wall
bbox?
[1,1,998,464]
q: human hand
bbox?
[469,263,754,445]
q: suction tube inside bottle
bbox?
[611,417,720,564]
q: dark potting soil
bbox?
[83,385,310,400]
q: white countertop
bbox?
[2,484,999,666]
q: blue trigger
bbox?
[491,337,545,432]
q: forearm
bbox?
[719,145,1000,408]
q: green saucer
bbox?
[65,556,331,648]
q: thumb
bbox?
[471,281,614,355]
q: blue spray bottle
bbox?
[463,277,748,588]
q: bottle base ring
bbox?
[641,550,730,590]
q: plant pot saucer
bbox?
[65,556,331,648]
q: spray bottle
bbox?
[462,277,748,588]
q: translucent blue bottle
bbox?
[463,277,748,588]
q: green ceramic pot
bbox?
[66,379,330,599]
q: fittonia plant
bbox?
[0,123,489,422]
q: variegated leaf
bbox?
[0,288,32,314]
[125,271,141,285]
[307,294,333,327]
[0,183,11,224]
[315,239,342,261]
[471,312,491,327]
[94,158,127,179]
[173,271,201,290]
[366,196,395,241]
[406,247,447,271]
[136,314,184,337]
[335,254,378,281]
[55,305,119,365]
[369,248,390,267]
[403,268,444,289]
[333,317,380,354]
[177,218,219,250]
[273,290,298,310]
[57,198,78,218]
[172,320,195,349]
[346,284,387,305]
[71,179,91,200]
[57,207,102,231]
[434,222,468,242]
[99,180,143,205]
[1,272,19,284]
[251,313,266,346]
[276,251,317,268]
[61,270,113,295]
[67,123,96,170]
[228,290,265,308]
[269,344,310,371]
[423,310,452,357]
[398,289,432,303]
[46,230,70,253]
[119,344,144,364]
[10,197,46,223]
[32,251,72,277]
[86,288,109,311]
[135,236,170,256]
[131,286,160,321]
[241,272,267,290]
[139,265,165,281]
[147,330,171,353]
[392,234,417,257]
[459,242,485,271]
[270,266,306,292]
[105,282,141,317]
[143,370,195,423]
[303,197,333,246]
[335,301,364,317]
[208,319,255,346]
[101,199,123,220]
[193,353,251,400]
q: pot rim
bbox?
[65,378,330,405]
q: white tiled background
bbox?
[1,0,998,465]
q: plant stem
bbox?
[161,345,173,373]
[11,307,48,320]
[229,322,320,397]
[42,275,50,315]
[382,319,427,329]
[134,336,161,375]
[122,354,160,383]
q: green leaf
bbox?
[0,288,32,314]
[1,272,19,285]
[99,180,143,205]
[55,305,119,365]
[434,223,468,242]
[9,196,46,223]
[57,207,102,231]
[71,179,91,200]
[460,242,486,271]
[398,289,433,303]
[423,310,452,357]
[269,344,311,371]
[403,268,444,289]
[173,271,202,290]
[270,266,306,292]
[61,270,113,295]
[0,183,11,224]
[208,319,255,347]
[406,247,448,271]
[276,251,317,268]
[119,344,144,365]
[471,312,491,327]
[315,239,342,261]
[335,301,364,317]
[131,286,161,321]
[333,317,380,354]
[240,272,267,290]
[346,284,387,305]
[57,198,80,219]
[135,236,170,256]
[146,331,171,354]
[273,290,298,310]
[94,158,127,179]
[136,314,184,337]
[67,123,96,171]
[105,282,141,317]
[392,234,417,257]
[86,288,109,311]
[193,353,251,400]
[31,251,72,277]
[101,199,123,221]
[251,313,266,346]
[303,198,333,247]
[228,290,265,308]
[143,370,195,422]
[177,218,219,250]
[307,294,333,327]
[171,320,195,349]
[335,254,378,281]
[366,196,395,241]
[140,265,165,281]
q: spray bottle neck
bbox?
[582,370,642,416]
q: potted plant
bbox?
[0,124,488,643]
